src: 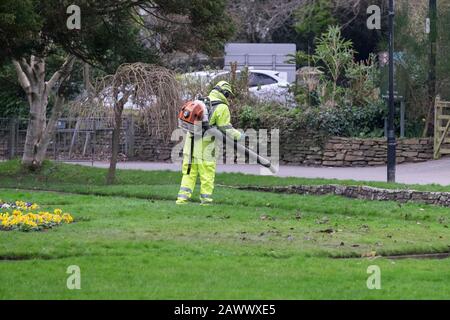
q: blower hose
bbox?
[208,127,277,174]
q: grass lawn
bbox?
[1,160,450,299]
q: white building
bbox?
[224,43,297,83]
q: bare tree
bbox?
[12,55,76,170]
[79,63,181,184]
[228,0,307,42]
[227,0,381,42]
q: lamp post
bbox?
[387,0,396,183]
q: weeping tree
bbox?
[78,63,181,184]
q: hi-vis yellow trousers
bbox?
[176,155,216,205]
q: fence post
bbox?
[7,118,17,160]
[400,101,405,139]
[434,98,441,159]
[91,119,97,167]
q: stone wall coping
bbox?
[236,184,450,207]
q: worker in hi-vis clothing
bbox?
[176,81,242,205]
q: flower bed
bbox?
[0,200,74,232]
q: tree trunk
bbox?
[106,87,133,184]
[12,55,75,170]
[34,94,67,164]
[106,104,124,185]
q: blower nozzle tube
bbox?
[209,127,277,174]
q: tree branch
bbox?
[138,5,191,25]
[19,57,33,79]
[41,94,65,146]
[39,64,75,153]
[45,55,76,94]
[12,59,31,94]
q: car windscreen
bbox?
[248,73,278,87]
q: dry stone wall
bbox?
[239,184,450,208]
[0,121,434,167]
[277,134,433,167]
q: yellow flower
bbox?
[62,214,74,223]
[1,201,75,231]
[26,220,37,227]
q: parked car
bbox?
[182,69,295,106]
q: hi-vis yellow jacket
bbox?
[182,89,242,163]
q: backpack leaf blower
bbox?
[178,100,277,174]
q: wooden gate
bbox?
[434,98,450,159]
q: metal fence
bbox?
[0,118,27,160]
[0,117,135,162]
